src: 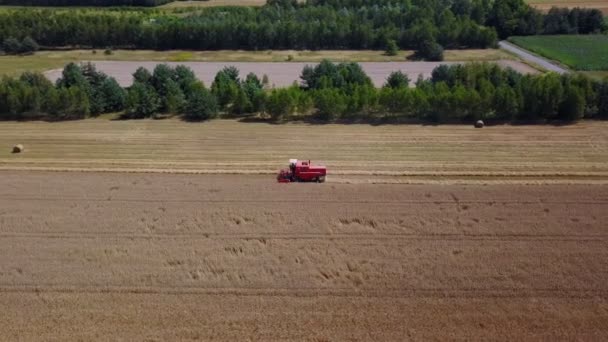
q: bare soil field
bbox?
[43,60,538,88]
[0,172,606,340]
[528,0,608,14]
[1,120,606,184]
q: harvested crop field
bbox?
[0,171,607,340]
[43,60,538,88]
[1,119,606,184]
[527,0,608,14]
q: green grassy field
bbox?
[509,35,608,71]
[0,49,515,76]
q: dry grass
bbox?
[161,0,267,7]
[0,49,515,76]
[1,119,606,182]
[581,70,608,80]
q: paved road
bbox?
[499,40,568,74]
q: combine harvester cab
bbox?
[277,159,326,183]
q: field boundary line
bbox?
[1,232,606,242]
[1,196,606,205]
[1,285,607,299]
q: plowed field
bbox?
[0,172,607,340]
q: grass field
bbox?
[582,70,608,80]
[509,35,608,71]
[1,119,606,183]
[0,49,516,76]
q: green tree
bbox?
[132,67,152,85]
[385,39,398,56]
[384,71,410,89]
[266,87,299,120]
[598,81,608,119]
[125,82,160,118]
[174,65,198,91]
[151,64,177,112]
[164,79,185,114]
[211,67,241,109]
[242,73,265,112]
[313,88,346,121]
[182,85,218,121]
[19,37,39,54]
[493,85,519,120]
[417,40,444,61]
[20,71,53,92]
[558,86,585,121]
[347,84,377,115]
[2,37,21,54]
[99,77,126,112]
[56,63,88,89]
[231,87,252,115]
[57,86,90,120]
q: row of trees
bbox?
[0,1,602,52]
[1,37,39,55]
[2,61,607,123]
[262,62,608,122]
[543,7,606,35]
[0,63,125,120]
[0,2,498,51]
[0,0,603,51]
[124,64,217,120]
[306,0,605,38]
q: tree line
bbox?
[1,61,607,123]
[0,0,603,53]
[0,1,491,52]
[0,64,124,120]
[260,61,608,123]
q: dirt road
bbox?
[1,172,607,340]
[43,60,538,87]
[499,41,568,74]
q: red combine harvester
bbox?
[277,159,326,183]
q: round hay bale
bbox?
[12,144,24,153]
[474,120,484,128]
